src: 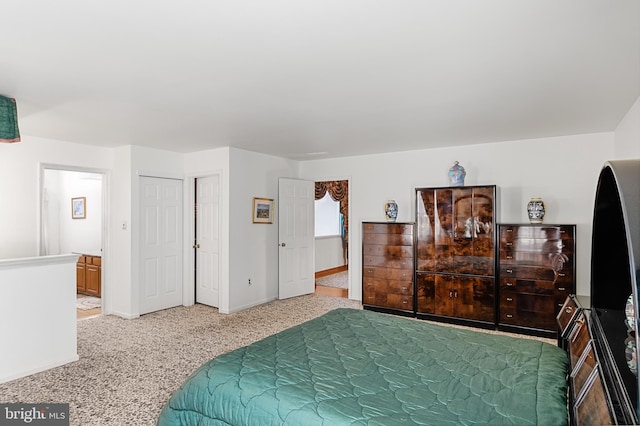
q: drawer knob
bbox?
[565,307,573,314]
[506,269,513,274]
[506,297,513,302]
[558,287,566,291]
[506,228,513,233]
[506,242,513,246]
[506,255,513,260]
[506,282,514,287]
[558,273,566,277]
[506,314,513,319]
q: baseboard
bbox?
[226,296,278,314]
[110,310,139,319]
[0,354,80,385]
[315,265,348,278]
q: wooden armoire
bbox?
[414,185,497,327]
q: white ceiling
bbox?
[2,1,639,160]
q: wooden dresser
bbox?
[362,222,414,315]
[77,254,102,297]
[498,224,575,336]
[415,185,496,326]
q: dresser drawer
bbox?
[499,251,574,269]
[363,266,413,281]
[363,233,413,246]
[363,244,413,258]
[500,225,573,240]
[363,223,413,235]
[499,293,556,329]
[499,238,565,253]
[363,291,412,310]
[500,265,557,281]
[364,255,413,269]
[363,278,413,296]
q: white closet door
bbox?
[139,176,183,315]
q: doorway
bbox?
[194,175,221,308]
[40,166,106,319]
[313,180,349,298]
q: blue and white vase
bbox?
[448,161,466,186]
[527,197,546,224]
[384,200,398,222]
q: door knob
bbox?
[279,243,286,247]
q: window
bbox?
[315,192,341,237]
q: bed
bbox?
[158,308,568,425]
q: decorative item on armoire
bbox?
[384,200,398,222]
[448,161,466,186]
[526,197,546,223]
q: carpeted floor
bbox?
[315,270,348,289]
[0,294,360,426]
[0,294,555,425]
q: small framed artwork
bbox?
[72,197,86,219]
[252,197,274,224]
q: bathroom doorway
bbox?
[40,166,106,319]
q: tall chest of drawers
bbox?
[362,222,414,315]
[498,224,576,336]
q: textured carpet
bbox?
[315,270,348,289]
[0,294,554,425]
[0,294,360,426]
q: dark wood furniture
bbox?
[362,222,414,316]
[77,254,101,297]
[556,160,640,425]
[498,224,576,337]
[415,185,496,327]
[557,295,615,425]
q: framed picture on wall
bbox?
[252,197,274,224]
[72,197,86,219]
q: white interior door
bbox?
[139,176,183,315]
[278,178,315,299]
[195,175,220,307]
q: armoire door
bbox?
[139,176,183,315]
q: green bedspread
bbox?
[158,308,568,425]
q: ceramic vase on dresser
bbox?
[527,197,545,223]
[384,200,398,222]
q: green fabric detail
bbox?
[158,308,569,425]
[0,95,20,142]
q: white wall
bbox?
[0,254,79,384]
[300,132,615,299]
[315,236,344,272]
[43,170,102,255]
[0,136,113,260]
[615,95,640,159]
[228,148,299,313]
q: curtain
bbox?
[315,180,349,264]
